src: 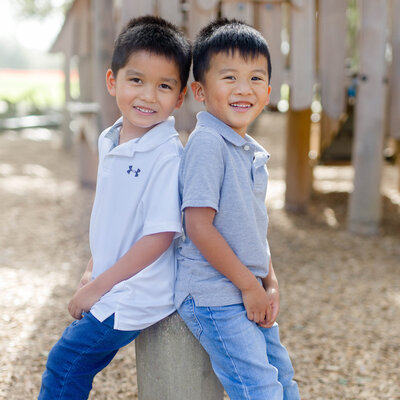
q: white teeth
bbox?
[135,106,155,113]
[231,103,251,108]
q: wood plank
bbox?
[157,0,182,26]
[221,1,254,24]
[255,2,284,106]
[318,0,347,120]
[389,0,400,140]
[92,0,120,130]
[348,0,388,234]
[285,109,312,212]
[174,0,219,132]
[289,0,316,110]
[118,0,156,28]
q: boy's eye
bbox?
[160,83,172,90]
[251,76,263,81]
[223,76,236,81]
[130,77,142,83]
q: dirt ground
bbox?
[0,112,399,400]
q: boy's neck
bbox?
[119,120,162,145]
[205,111,248,138]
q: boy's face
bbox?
[191,51,271,137]
[106,50,186,138]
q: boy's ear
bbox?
[106,69,116,96]
[265,85,272,106]
[175,87,188,109]
[191,81,206,103]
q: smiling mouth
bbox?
[134,106,156,114]
[230,102,252,110]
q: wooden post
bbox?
[285,0,316,212]
[256,2,284,107]
[318,0,347,151]
[285,109,313,211]
[172,0,219,133]
[118,0,156,29]
[348,0,388,234]
[388,0,400,190]
[157,0,182,26]
[62,52,73,149]
[221,1,254,24]
[92,0,120,131]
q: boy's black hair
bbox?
[111,16,192,90]
[193,18,271,84]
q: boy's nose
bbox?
[234,80,252,95]
[140,85,157,102]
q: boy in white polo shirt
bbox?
[38,16,191,400]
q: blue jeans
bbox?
[178,296,300,400]
[38,313,140,400]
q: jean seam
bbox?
[208,307,251,400]
[57,317,113,399]
[188,296,204,340]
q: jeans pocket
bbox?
[179,296,204,340]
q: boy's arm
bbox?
[78,257,93,289]
[185,207,271,324]
[259,259,280,328]
[68,231,175,319]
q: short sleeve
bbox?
[141,155,182,237]
[180,131,225,212]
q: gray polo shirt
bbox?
[175,111,271,308]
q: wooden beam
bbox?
[256,2,284,106]
[318,0,347,121]
[92,0,120,131]
[289,0,315,110]
[285,109,312,212]
[221,1,254,24]
[348,0,388,235]
[118,0,156,29]
[389,0,400,140]
[173,0,219,132]
[157,0,182,26]
[285,0,315,211]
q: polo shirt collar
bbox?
[196,111,247,147]
[105,116,178,156]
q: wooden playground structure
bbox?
[47,1,400,399]
[52,0,400,237]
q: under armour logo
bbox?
[127,166,141,177]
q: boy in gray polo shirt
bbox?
[175,19,300,400]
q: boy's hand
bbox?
[258,285,280,328]
[78,269,92,289]
[68,281,101,320]
[241,281,272,324]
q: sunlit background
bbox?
[0,2,399,399]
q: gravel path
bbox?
[1,113,399,399]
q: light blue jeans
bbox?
[178,296,300,400]
[38,313,140,400]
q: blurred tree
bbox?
[15,0,73,19]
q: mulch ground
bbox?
[1,112,399,399]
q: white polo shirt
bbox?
[89,116,182,331]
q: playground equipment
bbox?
[51,1,400,397]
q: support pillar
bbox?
[285,109,312,212]
[348,0,388,235]
[92,0,120,131]
[135,312,224,400]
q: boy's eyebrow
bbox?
[125,69,178,85]
[218,68,267,75]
